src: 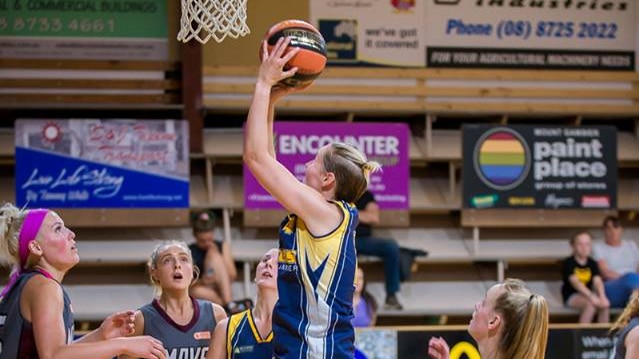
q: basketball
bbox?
[262,19,327,88]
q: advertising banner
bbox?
[355,326,613,359]
[311,0,636,70]
[15,119,189,208]
[0,0,168,60]
[462,125,617,210]
[244,122,410,210]
[426,0,635,70]
[310,0,425,67]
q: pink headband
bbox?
[18,209,49,268]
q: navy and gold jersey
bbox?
[226,309,273,359]
[273,200,358,359]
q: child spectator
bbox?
[562,231,610,323]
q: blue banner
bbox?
[15,119,189,208]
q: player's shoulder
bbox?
[23,273,62,298]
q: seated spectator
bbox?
[355,190,427,310]
[562,230,609,323]
[189,210,238,308]
[593,216,639,308]
[352,267,378,327]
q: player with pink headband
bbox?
[0,202,167,359]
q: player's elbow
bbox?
[243,151,261,170]
[243,151,273,178]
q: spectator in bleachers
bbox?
[119,240,227,359]
[428,278,548,359]
[562,230,610,323]
[206,248,278,359]
[355,190,427,311]
[352,267,378,327]
[189,210,237,308]
[0,203,166,359]
[593,216,639,308]
[610,290,639,359]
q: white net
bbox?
[178,0,250,44]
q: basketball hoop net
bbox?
[177,0,250,44]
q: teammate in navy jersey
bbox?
[207,248,278,359]
[0,202,165,359]
[119,241,227,359]
[244,37,381,359]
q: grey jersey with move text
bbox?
[0,271,74,359]
[611,317,639,359]
[140,297,217,359]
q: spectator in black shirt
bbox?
[562,230,610,323]
[356,191,416,310]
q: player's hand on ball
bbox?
[258,37,299,87]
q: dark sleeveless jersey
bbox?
[612,317,639,359]
[274,200,358,359]
[140,297,217,359]
[226,309,273,359]
[0,271,74,359]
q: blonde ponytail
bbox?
[0,203,27,270]
[496,279,549,359]
[610,290,639,334]
[361,161,382,183]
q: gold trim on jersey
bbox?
[246,310,273,343]
[296,201,352,302]
[226,309,273,359]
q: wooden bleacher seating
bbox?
[0,129,13,166]
[0,59,181,108]
[203,66,639,116]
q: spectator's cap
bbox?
[192,210,216,232]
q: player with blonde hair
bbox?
[244,36,380,359]
[119,241,227,359]
[428,278,549,359]
[0,203,166,359]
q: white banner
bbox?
[310,0,425,67]
[311,0,636,70]
[426,0,635,69]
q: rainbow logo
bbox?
[474,128,530,191]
